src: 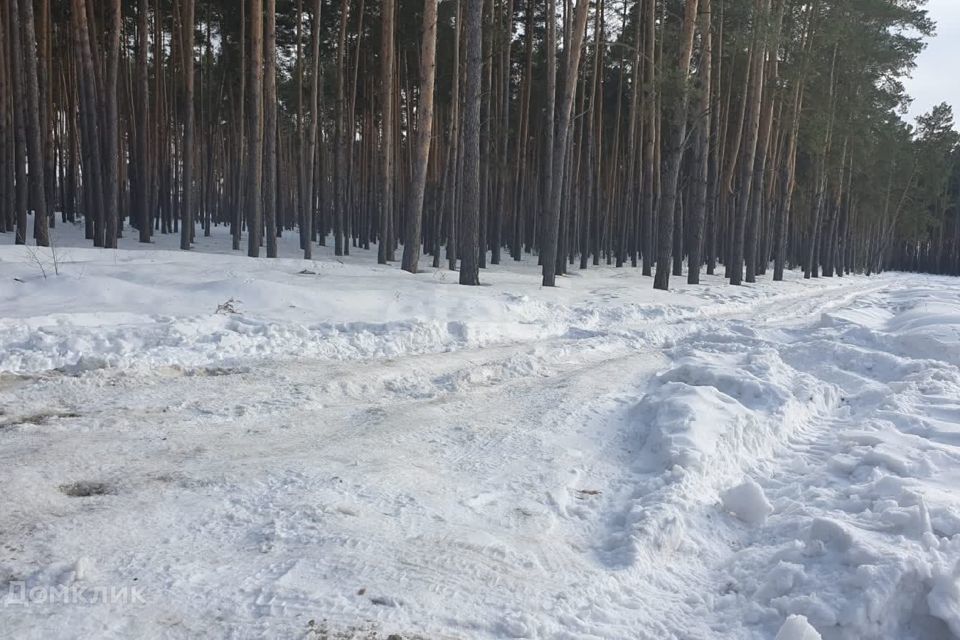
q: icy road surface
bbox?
[1,225,959,639]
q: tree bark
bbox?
[378,0,396,263]
[729,0,769,286]
[402,0,439,273]
[180,0,195,250]
[247,0,264,257]
[459,0,483,285]
[103,0,122,248]
[136,0,151,243]
[653,0,700,290]
[8,0,28,245]
[333,0,350,257]
[640,0,656,275]
[264,0,278,257]
[302,0,321,259]
[687,0,712,284]
[16,0,50,246]
[542,0,591,287]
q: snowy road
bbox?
[1,233,959,639]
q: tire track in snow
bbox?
[0,275,917,640]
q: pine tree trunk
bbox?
[333,0,350,257]
[492,0,514,265]
[804,44,838,279]
[179,0,195,249]
[264,0,278,257]
[687,0,712,284]
[247,0,264,257]
[542,0,591,287]
[301,0,321,259]
[0,1,10,235]
[729,0,769,286]
[103,0,122,248]
[745,0,783,282]
[459,0,483,285]
[136,0,151,243]
[653,0,700,290]
[640,0,656,276]
[618,0,643,269]
[378,0,396,263]
[446,1,461,271]
[17,0,50,246]
[401,0,439,273]
[8,0,28,245]
[38,0,55,234]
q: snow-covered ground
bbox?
[1,220,959,639]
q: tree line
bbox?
[1,0,958,288]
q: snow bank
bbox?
[821,284,960,366]
[701,279,960,640]
[0,220,880,375]
[2,219,959,640]
[927,566,960,637]
[774,615,823,640]
[584,273,960,639]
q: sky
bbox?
[903,0,960,126]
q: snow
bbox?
[775,615,823,640]
[928,569,960,637]
[1,219,959,639]
[721,478,773,526]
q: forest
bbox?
[1,0,958,288]
[4,3,960,638]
